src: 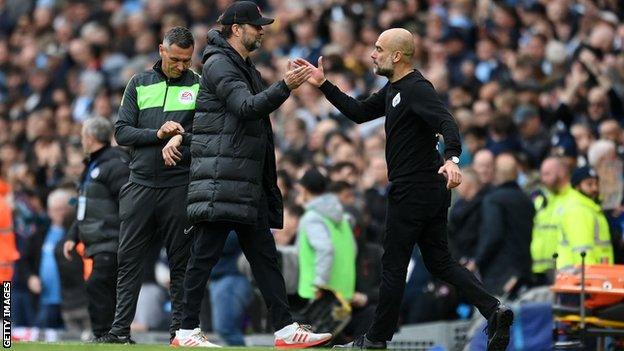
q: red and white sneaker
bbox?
[274,323,332,349]
[171,328,221,348]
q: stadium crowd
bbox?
[1,0,624,345]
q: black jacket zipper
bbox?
[154,78,170,182]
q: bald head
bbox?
[372,28,415,80]
[379,28,415,60]
[589,23,615,52]
[494,153,518,184]
[540,157,569,193]
[599,119,621,143]
[473,149,495,185]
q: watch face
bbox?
[451,156,459,164]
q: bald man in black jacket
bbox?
[297,28,513,351]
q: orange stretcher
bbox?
[551,263,624,350]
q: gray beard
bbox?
[244,39,261,52]
[375,66,393,77]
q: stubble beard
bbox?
[373,58,393,78]
[375,65,393,78]
[243,36,262,52]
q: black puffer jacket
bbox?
[69,146,130,257]
[188,29,290,228]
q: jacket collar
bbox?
[86,144,110,165]
[203,29,253,68]
[498,181,519,189]
[80,145,111,186]
[571,188,601,211]
[557,184,573,198]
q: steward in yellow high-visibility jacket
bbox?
[530,157,576,284]
[557,166,614,268]
[530,189,557,274]
[530,185,576,274]
[557,188,613,267]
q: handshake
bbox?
[283,57,327,90]
[159,57,328,167]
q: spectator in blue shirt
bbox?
[26,188,75,329]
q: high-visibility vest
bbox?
[531,190,559,273]
[556,189,613,268]
[531,186,576,273]
[298,213,356,300]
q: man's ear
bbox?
[232,24,242,37]
[393,51,402,63]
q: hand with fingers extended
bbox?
[284,59,314,90]
[157,121,185,140]
[162,134,183,167]
[438,160,462,189]
[293,57,326,87]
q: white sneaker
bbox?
[274,323,332,349]
[171,328,221,348]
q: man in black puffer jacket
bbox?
[62,116,129,339]
[172,2,332,349]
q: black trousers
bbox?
[180,221,292,331]
[87,252,117,338]
[367,182,499,342]
[110,183,191,338]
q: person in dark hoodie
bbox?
[61,116,129,340]
[99,26,199,344]
[173,2,332,348]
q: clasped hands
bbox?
[159,121,184,167]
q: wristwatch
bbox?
[448,156,460,164]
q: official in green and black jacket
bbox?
[98,26,200,345]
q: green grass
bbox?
[8,343,292,351]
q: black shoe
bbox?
[95,333,136,344]
[486,304,514,351]
[333,334,387,349]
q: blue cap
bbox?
[571,166,598,187]
[550,132,577,158]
